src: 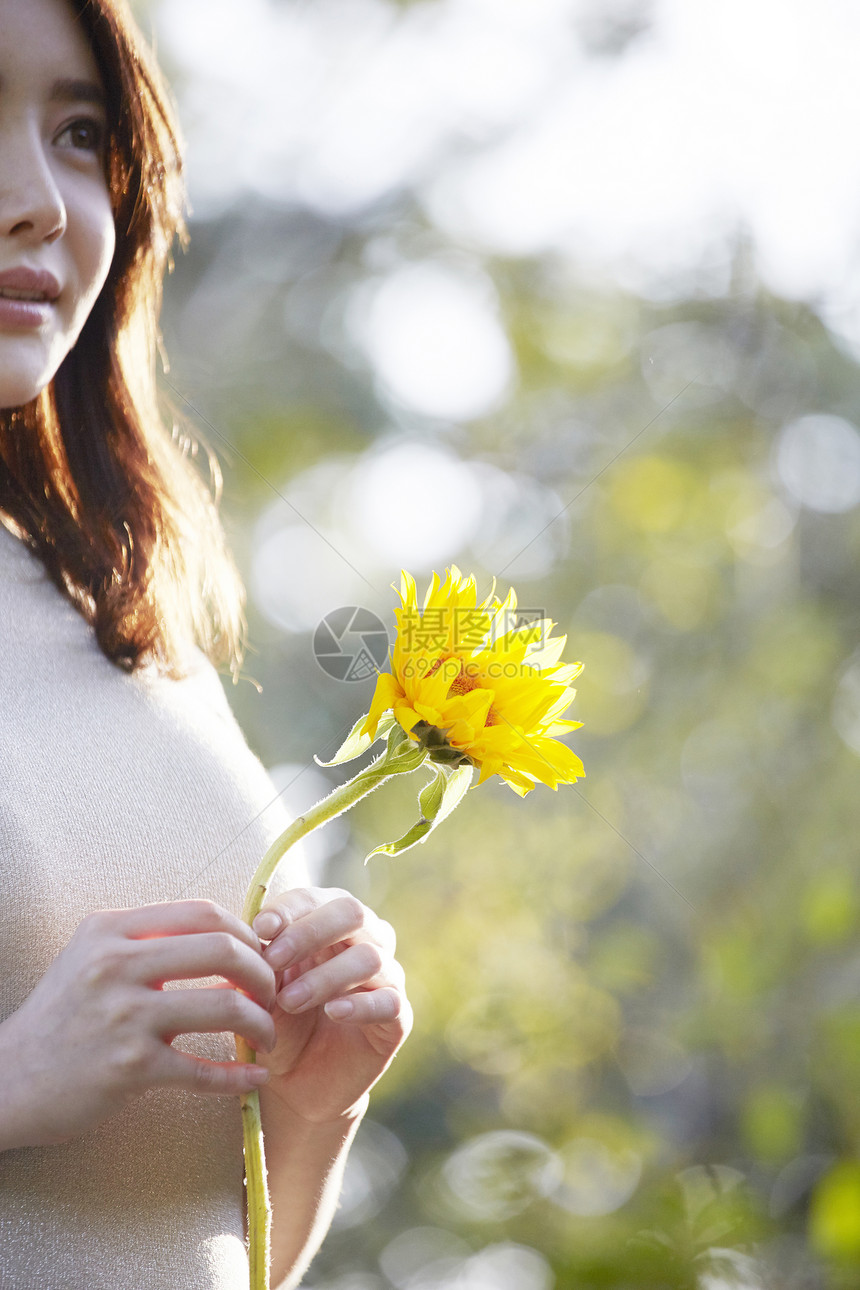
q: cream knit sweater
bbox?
[0,521,303,1289]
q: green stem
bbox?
[241,756,391,927]
[238,748,419,1290]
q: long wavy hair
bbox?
[0,0,247,683]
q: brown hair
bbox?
[0,0,247,683]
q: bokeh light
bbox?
[775,414,860,514]
[352,262,515,420]
[332,1120,409,1229]
[832,652,860,757]
[553,1136,642,1216]
[440,1132,562,1222]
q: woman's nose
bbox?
[0,128,67,245]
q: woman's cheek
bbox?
[74,197,116,324]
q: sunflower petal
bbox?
[362,673,404,739]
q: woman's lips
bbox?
[0,293,54,328]
[0,268,61,328]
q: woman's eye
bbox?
[56,118,105,154]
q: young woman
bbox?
[0,1,411,1286]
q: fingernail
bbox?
[278,981,310,1011]
[325,999,354,1020]
[253,912,281,940]
[246,1066,269,1085]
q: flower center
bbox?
[448,670,480,697]
[428,657,499,726]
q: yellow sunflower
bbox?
[362,567,585,796]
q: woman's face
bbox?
[0,0,116,410]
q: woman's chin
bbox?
[0,366,53,412]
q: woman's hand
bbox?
[252,887,412,1125]
[0,900,277,1151]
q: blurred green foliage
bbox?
[152,14,860,1290]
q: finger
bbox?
[155,987,276,1054]
[254,885,389,943]
[264,895,364,970]
[253,886,331,941]
[263,894,395,971]
[156,1047,270,1096]
[130,933,276,1007]
[324,987,410,1028]
[276,941,386,1013]
[107,901,262,955]
[283,947,405,991]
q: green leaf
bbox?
[418,766,447,821]
[365,816,433,861]
[370,721,427,778]
[385,719,409,755]
[326,721,425,793]
[315,711,396,767]
[366,763,473,861]
[433,762,474,827]
[381,743,428,775]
